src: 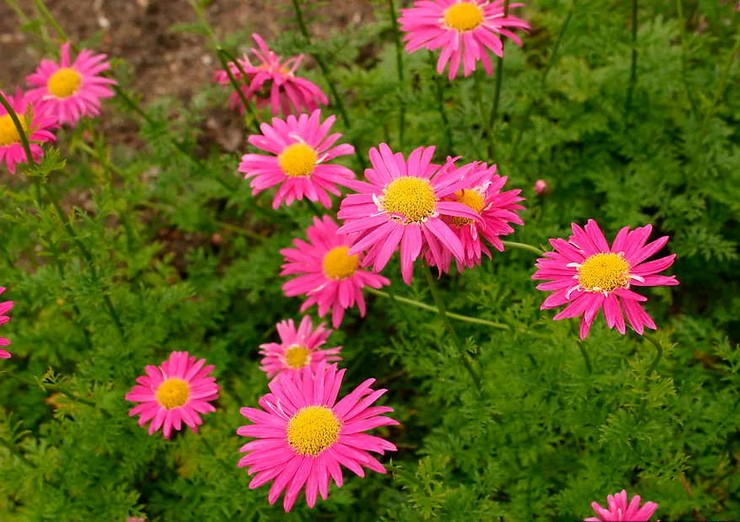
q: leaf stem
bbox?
[387,0,406,148]
[428,52,454,156]
[625,0,639,118]
[577,341,593,374]
[486,0,511,160]
[502,240,545,256]
[644,333,663,374]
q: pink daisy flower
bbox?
[238,109,355,209]
[585,489,659,522]
[337,144,482,284]
[237,361,398,512]
[280,216,390,327]
[0,287,14,360]
[532,219,679,340]
[25,42,116,126]
[259,316,343,379]
[430,162,525,272]
[399,0,530,80]
[125,351,219,439]
[0,90,56,174]
[214,33,329,116]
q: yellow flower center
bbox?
[322,246,359,280]
[383,176,437,223]
[444,2,484,32]
[47,68,82,98]
[0,114,28,146]
[286,405,341,456]
[278,143,318,177]
[155,378,190,410]
[577,253,631,293]
[451,188,485,226]
[284,344,311,369]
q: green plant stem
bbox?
[0,91,35,166]
[701,33,739,133]
[625,0,639,118]
[577,342,593,374]
[365,287,509,330]
[289,0,366,170]
[43,383,98,408]
[428,52,454,156]
[32,0,69,40]
[215,48,259,133]
[502,240,545,256]
[387,0,406,148]
[486,0,510,160]
[674,0,699,119]
[644,333,663,374]
[0,436,37,469]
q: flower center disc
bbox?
[155,378,191,409]
[444,2,484,32]
[451,188,485,226]
[322,246,359,280]
[278,143,318,177]
[287,405,341,456]
[47,68,82,98]
[383,176,437,223]
[578,253,631,293]
[285,345,311,369]
[0,114,28,146]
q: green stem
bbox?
[644,333,663,374]
[625,0,639,119]
[387,0,406,148]
[701,33,739,133]
[32,0,69,41]
[486,0,511,161]
[0,436,37,469]
[428,52,454,156]
[0,91,35,166]
[216,48,259,133]
[502,240,545,256]
[43,384,98,408]
[577,342,593,374]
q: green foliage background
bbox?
[0,0,737,520]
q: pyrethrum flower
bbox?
[337,144,482,284]
[126,351,219,439]
[533,220,679,339]
[0,287,14,359]
[432,162,525,272]
[585,490,659,522]
[259,316,342,379]
[0,90,56,174]
[281,216,390,327]
[239,109,355,208]
[399,0,529,79]
[237,362,398,512]
[214,33,328,116]
[25,42,116,126]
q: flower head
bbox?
[281,216,390,327]
[533,220,679,339]
[0,287,14,360]
[126,351,219,439]
[0,90,56,174]
[259,316,343,379]
[214,33,328,116]
[25,42,116,126]
[399,0,529,79]
[239,110,356,209]
[585,490,659,522]
[237,362,398,512]
[534,179,549,195]
[337,144,483,284]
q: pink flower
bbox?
[237,362,398,512]
[337,144,482,284]
[0,90,56,174]
[214,33,329,116]
[399,0,529,79]
[430,162,525,272]
[239,110,356,209]
[125,351,219,439]
[0,287,14,360]
[25,42,116,126]
[259,316,342,379]
[533,219,679,339]
[585,490,659,522]
[534,179,548,195]
[281,216,390,327]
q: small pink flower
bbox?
[125,351,219,439]
[534,179,548,195]
[338,144,482,284]
[239,109,356,209]
[399,0,529,79]
[585,489,659,522]
[259,316,342,379]
[0,287,14,360]
[214,33,329,116]
[237,361,398,512]
[0,90,56,174]
[281,216,390,327]
[533,219,679,339]
[25,42,116,126]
